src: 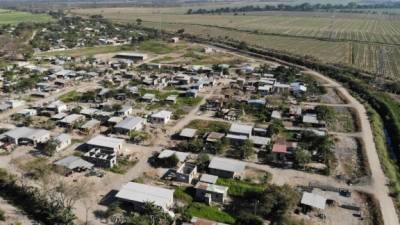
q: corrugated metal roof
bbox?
[301,192,326,210]
[115,116,145,130]
[86,135,124,150]
[116,182,174,210]
[208,157,245,173]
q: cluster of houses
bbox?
[115,154,245,215]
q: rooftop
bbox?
[115,116,145,130]
[54,156,93,170]
[209,157,246,173]
[115,182,174,210]
[301,192,327,210]
[158,149,189,162]
[180,128,198,138]
[229,123,253,136]
[86,135,124,150]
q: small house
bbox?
[150,110,172,124]
[195,181,228,204]
[208,157,246,179]
[114,116,146,134]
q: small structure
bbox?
[46,100,68,113]
[17,108,37,117]
[206,132,225,143]
[170,37,179,43]
[114,52,148,61]
[54,133,71,152]
[199,174,218,184]
[165,95,178,103]
[85,135,124,154]
[179,128,198,140]
[271,110,282,120]
[301,192,327,210]
[80,119,101,134]
[115,182,174,211]
[150,110,172,124]
[173,163,197,183]
[229,123,253,137]
[114,116,146,134]
[117,106,133,117]
[208,157,246,179]
[54,156,93,172]
[158,149,189,163]
[249,136,271,148]
[59,114,85,128]
[141,93,156,103]
[195,181,228,204]
[0,127,50,146]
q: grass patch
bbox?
[186,202,235,224]
[58,90,81,102]
[177,96,202,107]
[38,45,132,57]
[0,9,53,25]
[174,187,193,204]
[216,178,266,197]
[138,40,181,54]
[107,158,138,174]
[368,105,400,209]
[186,119,230,135]
[0,208,4,221]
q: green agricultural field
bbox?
[0,9,53,25]
[73,7,400,80]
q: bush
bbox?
[216,178,265,197]
[174,187,193,204]
[0,208,4,221]
[235,212,263,225]
[157,154,179,168]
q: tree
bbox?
[42,138,60,156]
[260,184,299,223]
[293,149,311,169]
[158,154,179,168]
[197,153,210,172]
[235,212,263,225]
[267,120,284,136]
[136,18,142,26]
[239,139,254,159]
[314,105,335,122]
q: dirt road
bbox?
[304,70,399,225]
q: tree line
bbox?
[187,2,400,14]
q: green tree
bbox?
[260,184,300,223]
[235,212,263,225]
[239,140,254,159]
[293,149,311,169]
[42,138,60,156]
[267,120,284,136]
[0,208,4,221]
[315,105,335,122]
[136,18,142,26]
[158,154,179,168]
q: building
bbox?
[150,110,172,124]
[114,116,146,134]
[0,127,50,146]
[158,149,190,163]
[199,174,218,184]
[195,181,228,204]
[173,163,197,183]
[166,95,178,103]
[208,157,246,179]
[115,182,174,211]
[170,37,179,43]
[85,135,124,154]
[229,123,253,137]
[54,156,93,172]
[83,148,117,168]
[46,100,68,113]
[114,52,148,61]
[141,93,157,103]
[59,114,85,128]
[80,119,101,134]
[54,133,71,152]
[17,108,37,117]
[301,192,327,210]
[117,106,133,117]
[179,128,198,139]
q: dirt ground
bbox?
[328,107,358,133]
[319,87,346,104]
[333,136,367,182]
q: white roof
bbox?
[301,192,327,210]
[166,95,178,101]
[271,110,282,119]
[158,149,189,162]
[86,135,124,150]
[55,133,71,143]
[151,110,172,119]
[54,156,93,170]
[226,134,248,141]
[249,136,271,146]
[180,128,197,138]
[0,127,50,140]
[80,108,99,115]
[81,119,100,129]
[115,116,145,130]
[200,174,218,184]
[60,114,84,124]
[116,182,174,210]
[209,157,246,173]
[229,123,253,136]
[303,113,319,124]
[195,182,228,194]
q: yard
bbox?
[0,9,53,25]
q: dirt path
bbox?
[0,197,33,225]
